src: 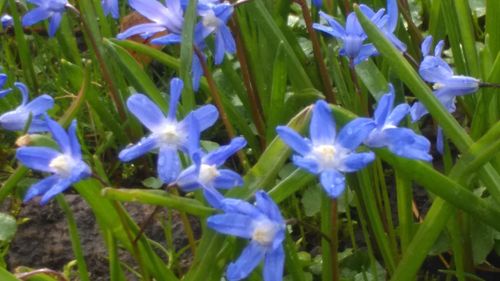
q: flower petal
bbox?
[129,0,170,24]
[317,11,345,38]
[207,213,255,239]
[189,104,219,132]
[419,56,453,83]
[292,155,320,174]
[204,136,246,166]
[339,152,375,173]
[176,165,200,192]
[22,7,51,27]
[24,94,54,116]
[263,245,285,281]
[221,198,260,217]
[167,78,183,120]
[436,126,444,155]
[68,120,81,159]
[386,103,410,126]
[276,126,311,155]
[213,169,243,189]
[157,146,180,184]
[119,135,158,162]
[126,94,167,132]
[40,177,73,205]
[226,241,266,281]
[310,100,336,146]
[384,128,432,161]
[23,175,59,203]
[255,191,283,224]
[373,88,394,125]
[421,35,433,57]
[409,101,428,122]
[386,0,398,32]
[320,170,346,198]
[336,118,376,150]
[16,147,60,173]
[48,12,62,37]
[203,186,225,209]
[47,117,71,154]
[117,23,166,40]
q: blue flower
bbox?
[102,0,119,19]
[359,0,406,52]
[118,77,219,184]
[196,1,236,65]
[116,0,184,41]
[313,11,378,65]
[16,118,91,204]
[410,36,480,122]
[0,73,11,98]
[22,0,72,37]
[176,136,246,208]
[277,100,376,198]
[1,14,13,29]
[207,191,286,281]
[364,85,432,161]
[0,82,54,133]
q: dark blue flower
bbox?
[102,0,119,19]
[364,84,432,161]
[277,100,376,198]
[22,0,72,37]
[118,77,219,184]
[0,82,54,133]
[1,14,13,29]
[16,118,91,204]
[207,191,286,281]
[176,136,246,208]
[410,36,479,122]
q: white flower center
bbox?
[202,11,220,29]
[158,124,183,146]
[311,145,337,170]
[49,155,74,176]
[199,164,219,184]
[252,221,277,246]
[433,82,444,90]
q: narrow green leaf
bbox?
[0,213,16,241]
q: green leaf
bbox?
[301,185,321,217]
[471,220,495,265]
[0,213,16,242]
[142,177,163,189]
[0,267,19,281]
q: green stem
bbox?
[331,199,340,281]
[56,195,90,281]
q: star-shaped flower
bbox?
[1,14,13,29]
[0,82,54,133]
[16,117,91,204]
[277,100,376,198]
[118,77,218,183]
[207,191,286,281]
[364,84,432,161]
[22,0,72,37]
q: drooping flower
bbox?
[0,73,11,98]
[410,36,480,122]
[102,0,119,19]
[207,191,286,281]
[276,100,376,198]
[364,84,432,161]
[118,77,218,184]
[0,82,54,133]
[22,0,73,37]
[1,14,13,29]
[176,136,246,208]
[16,118,91,204]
